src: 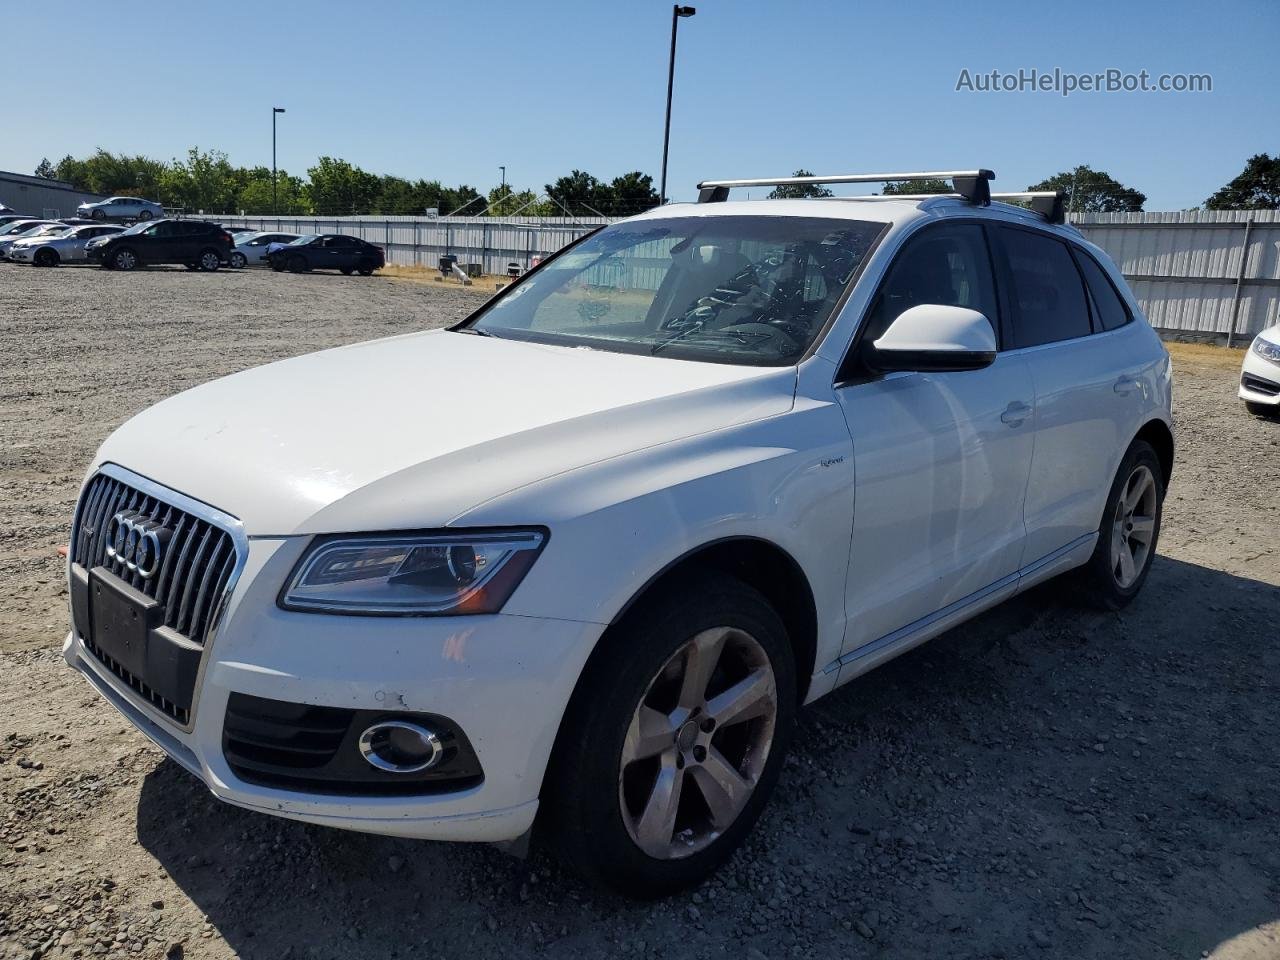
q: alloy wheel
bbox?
[114,250,137,270]
[1111,464,1157,588]
[619,626,777,860]
[200,252,220,271]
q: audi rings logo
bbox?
[106,511,171,579]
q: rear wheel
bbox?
[1077,439,1164,609]
[340,267,353,275]
[357,260,376,276]
[229,251,247,269]
[34,248,59,267]
[197,249,221,272]
[111,247,138,271]
[546,574,795,897]
[136,210,153,221]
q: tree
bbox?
[1028,165,1145,213]
[605,171,659,216]
[161,147,237,213]
[1205,154,1280,210]
[767,169,834,200]
[307,156,381,215]
[34,158,57,180]
[880,178,952,195]
[545,170,607,216]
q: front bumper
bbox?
[64,534,605,842]
[8,246,33,262]
[1240,348,1280,407]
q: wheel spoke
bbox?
[623,706,677,764]
[678,628,727,709]
[688,747,752,830]
[705,668,774,729]
[1124,471,1151,512]
[1128,515,1155,544]
[1117,543,1137,584]
[634,755,683,855]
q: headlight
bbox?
[279,529,546,615]
[1252,336,1280,364]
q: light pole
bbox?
[659,5,696,205]
[499,165,506,215]
[272,107,286,212]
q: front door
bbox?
[835,222,1036,655]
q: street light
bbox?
[499,165,506,214]
[272,107,286,212]
[659,5,696,205]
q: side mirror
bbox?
[868,304,997,373]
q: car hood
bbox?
[94,329,796,535]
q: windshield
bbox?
[119,220,156,236]
[467,215,883,366]
[289,234,319,246]
[0,222,40,236]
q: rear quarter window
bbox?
[1074,250,1132,332]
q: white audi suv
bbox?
[63,170,1173,895]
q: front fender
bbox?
[454,399,856,677]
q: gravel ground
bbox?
[1,263,1277,960]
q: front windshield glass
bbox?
[119,220,154,236]
[468,215,882,366]
[289,234,319,246]
[0,222,39,236]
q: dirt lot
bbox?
[1,263,1277,960]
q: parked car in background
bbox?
[0,218,52,240]
[0,222,66,258]
[87,218,233,271]
[76,196,164,222]
[0,214,30,228]
[10,223,124,266]
[266,233,385,275]
[229,231,300,268]
[61,169,1174,896]
[1241,323,1280,417]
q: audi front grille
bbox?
[69,465,245,726]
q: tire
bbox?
[1076,439,1164,610]
[197,249,221,272]
[1245,400,1278,419]
[340,267,353,275]
[91,209,105,221]
[287,254,307,273]
[34,248,59,268]
[111,247,139,271]
[357,261,376,276]
[270,260,285,272]
[229,252,247,269]
[136,210,153,221]
[545,573,796,897]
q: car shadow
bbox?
[136,555,1280,959]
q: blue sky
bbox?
[7,0,1277,209]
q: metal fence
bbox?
[214,209,1280,342]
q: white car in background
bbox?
[228,231,301,268]
[63,169,1174,896]
[10,224,125,266]
[75,196,164,222]
[0,222,66,259]
[1240,324,1280,416]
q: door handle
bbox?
[1000,401,1031,427]
[1114,376,1142,396]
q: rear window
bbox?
[1000,228,1091,348]
[1074,250,1131,332]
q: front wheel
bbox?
[34,248,59,267]
[1245,400,1278,419]
[111,248,138,271]
[1077,439,1164,609]
[287,254,307,273]
[91,209,105,221]
[546,574,795,896]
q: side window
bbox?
[1074,249,1131,332]
[862,223,999,346]
[999,228,1091,348]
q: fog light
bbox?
[357,721,443,773]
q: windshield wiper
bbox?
[650,325,759,356]
[455,327,493,337]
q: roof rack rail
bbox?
[696,170,995,206]
[990,191,1068,225]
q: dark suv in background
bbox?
[266,234,385,275]
[87,219,234,271]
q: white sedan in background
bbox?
[1241,324,1280,417]
[10,224,125,266]
[229,231,301,268]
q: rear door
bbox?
[835,221,1036,654]
[990,225,1148,565]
